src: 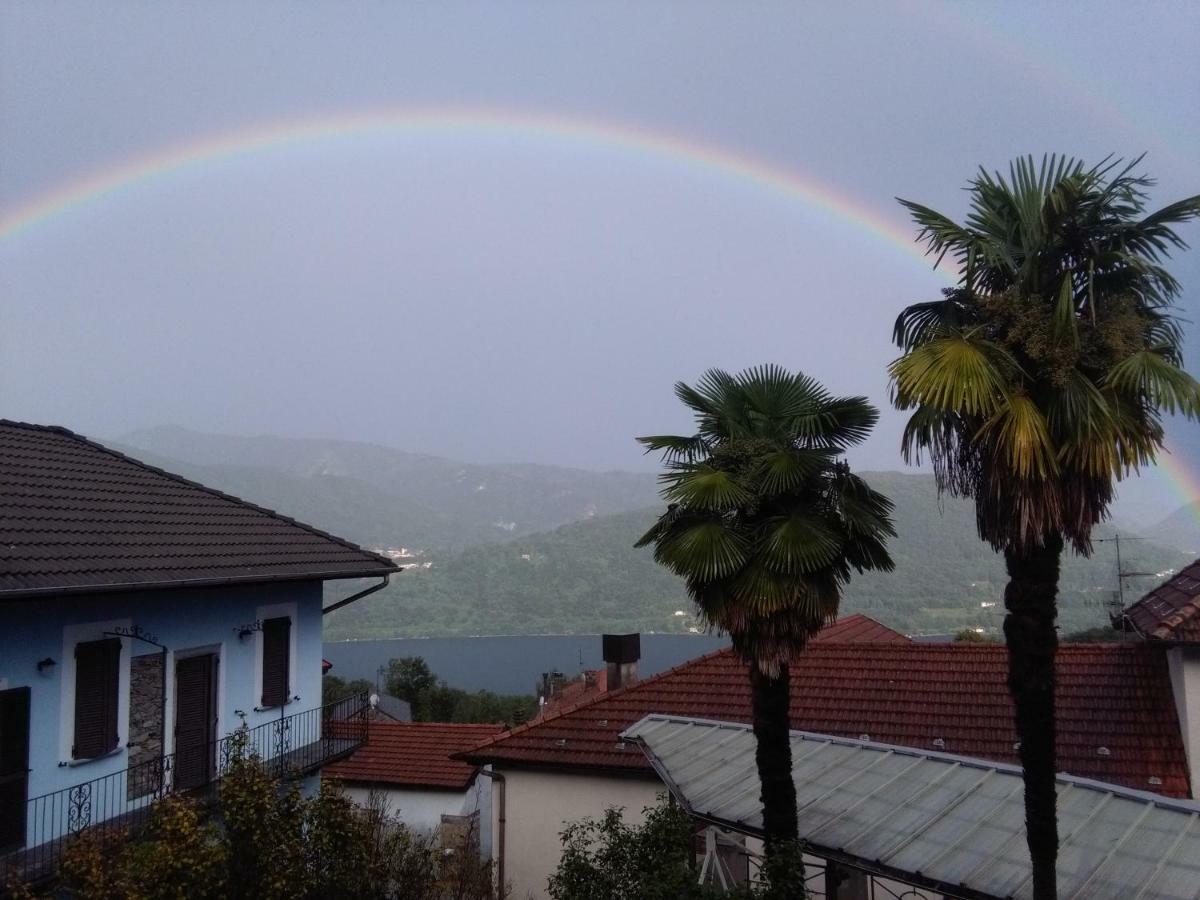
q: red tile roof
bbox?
[1122,560,1200,641]
[0,421,397,597]
[326,721,505,790]
[536,669,607,721]
[808,613,910,644]
[460,642,1190,799]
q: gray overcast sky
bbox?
[2,1,1197,518]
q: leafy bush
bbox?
[36,729,503,900]
[547,799,804,900]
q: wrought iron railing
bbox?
[0,693,368,887]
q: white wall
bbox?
[341,777,492,858]
[1167,646,1200,798]
[492,767,663,900]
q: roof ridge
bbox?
[456,644,739,759]
[0,420,396,571]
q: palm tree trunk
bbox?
[750,661,798,858]
[1003,532,1063,900]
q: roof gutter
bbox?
[322,574,392,615]
[476,768,505,892]
[0,566,398,602]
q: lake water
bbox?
[322,633,730,695]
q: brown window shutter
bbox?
[261,617,291,708]
[74,638,121,759]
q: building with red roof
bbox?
[456,614,926,899]
[1118,559,1200,810]
[325,720,504,859]
[456,612,1191,899]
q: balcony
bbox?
[0,693,368,887]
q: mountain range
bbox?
[114,426,1195,640]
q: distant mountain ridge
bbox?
[113,427,1190,639]
[115,425,659,550]
[325,472,1191,640]
[1145,501,1200,556]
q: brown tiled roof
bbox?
[326,721,505,790]
[807,612,910,644]
[460,642,1190,799]
[1122,560,1200,641]
[0,421,397,598]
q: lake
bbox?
[322,633,730,695]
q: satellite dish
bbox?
[369,693,380,708]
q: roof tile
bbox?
[461,641,1190,799]
[326,721,505,790]
[0,421,397,597]
[1122,560,1200,641]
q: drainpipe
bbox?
[477,768,506,892]
[321,575,391,615]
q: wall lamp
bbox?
[37,657,57,673]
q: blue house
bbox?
[0,421,398,878]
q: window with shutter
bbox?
[74,638,121,759]
[261,617,291,708]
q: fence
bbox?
[0,693,368,887]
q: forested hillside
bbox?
[325,472,1189,640]
[116,426,659,549]
[107,431,1188,639]
[1145,501,1200,555]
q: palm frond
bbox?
[758,512,843,576]
[752,448,835,496]
[653,521,749,582]
[892,292,977,350]
[635,433,711,463]
[975,394,1059,481]
[659,464,755,511]
[1106,350,1200,417]
[889,333,1016,417]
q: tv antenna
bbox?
[1095,534,1153,617]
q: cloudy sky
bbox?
[2,2,1197,520]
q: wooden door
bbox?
[0,687,31,850]
[173,655,217,791]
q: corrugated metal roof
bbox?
[622,714,1200,900]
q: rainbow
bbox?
[1,105,1196,512]
[0,106,942,275]
[1158,451,1200,517]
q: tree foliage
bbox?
[384,656,536,726]
[323,674,376,704]
[38,731,504,900]
[548,800,804,900]
[892,155,1200,554]
[891,155,1200,899]
[636,365,896,673]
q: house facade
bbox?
[459,615,1191,900]
[0,421,398,877]
[1118,558,1200,794]
[324,720,504,859]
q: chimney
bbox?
[603,633,640,690]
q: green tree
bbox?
[322,674,375,704]
[548,799,804,900]
[384,656,439,706]
[890,155,1200,898]
[385,656,536,725]
[635,366,895,867]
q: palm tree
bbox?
[636,365,895,862]
[890,155,1200,899]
